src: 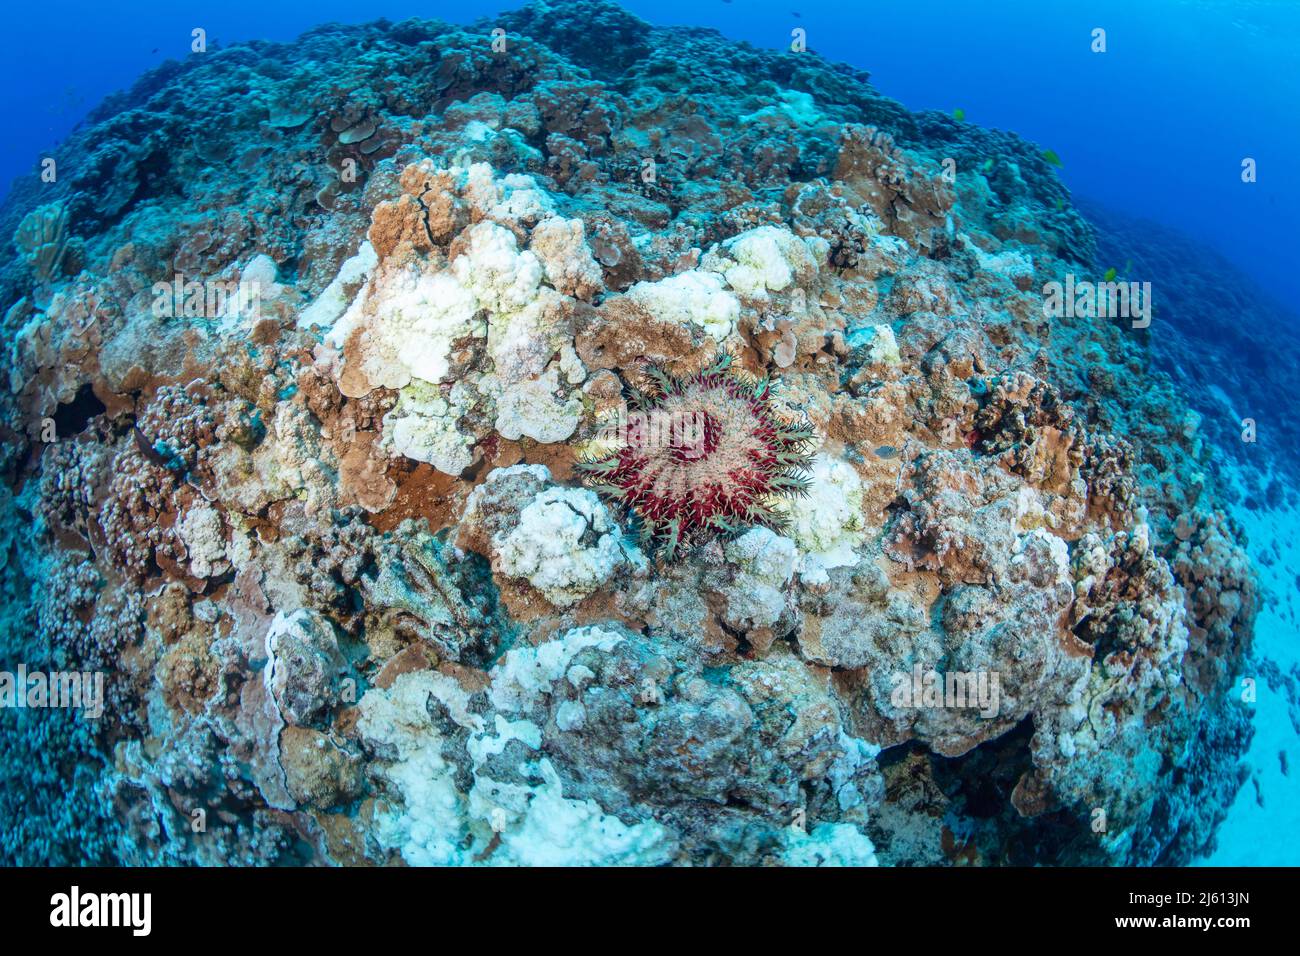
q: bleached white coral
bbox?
[969,241,1034,286]
[494,758,674,866]
[1012,527,1072,589]
[489,624,625,713]
[298,241,378,330]
[359,664,672,867]
[463,713,673,865]
[175,503,226,578]
[382,379,476,475]
[494,365,582,444]
[451,220,544,314]
[462,163,556,227]
[325,163,587,469]
[846,323,901,365]
[484,285,571,382]
[326,263,480,396]
[240,399,337,515]
[529,216,604,299]
[719,225,818,299]
[740,89,825,127]
[357,670,482,866]
[458,462,551,540]
[785,455,868,579]
[827,730,883,812]
[625,269,740,341]
[782,822,878,867]
[495,488,627,608]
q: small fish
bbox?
[953,108,966,122]
[1104,267,1117,282]
[1042,148,1064,168]
[874,446,899,459]
[981,158,995,173]
[134,427,181,472]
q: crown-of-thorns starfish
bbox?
[576,355,817,561]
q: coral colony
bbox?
[0,0,1261,868]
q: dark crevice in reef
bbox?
[932,717,1036,820]
[52,382,106,437]
[872,721,1117,867]
[926,719,1103,866]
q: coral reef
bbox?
[0,0,1257,866]
[1081,196,1300,513]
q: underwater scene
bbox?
[0,0,1297,878]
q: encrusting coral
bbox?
[0,0,1259,867]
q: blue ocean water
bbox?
[1,0,1296,869]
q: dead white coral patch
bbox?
[326,263,480,397]
[489,624,626,713]
[323,163,587,473]
[784,454,868,582]
[529,216,604,300]
[175,503,228,579]
[494,365,582,444]
[715,225,819,300]
[383,380,478,476]
[495,486,629,608]
[624,269,740,342]
[721,526,798,630]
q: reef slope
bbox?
[0,0,1255,866]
